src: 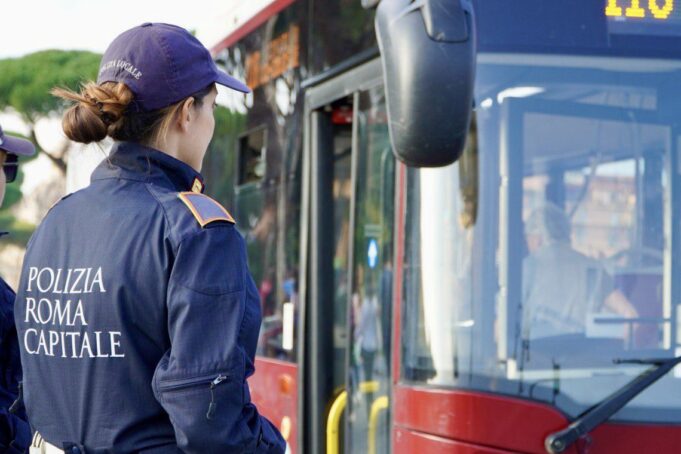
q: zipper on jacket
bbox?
[157,372,230,391]
[157,372,229,420]
[206,374,228,420]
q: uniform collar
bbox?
[91,141,205,193]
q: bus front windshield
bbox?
[401,53,681,423]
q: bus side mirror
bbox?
[376,0,476,167]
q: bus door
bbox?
[303,59,395,454]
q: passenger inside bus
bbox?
[522,203,639,341]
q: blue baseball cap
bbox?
[97,23,250,111]
[0,125,36,156]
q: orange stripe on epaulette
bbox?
[191,178,204,193]
[178,192,235,227]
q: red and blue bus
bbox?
[200,1,681,452]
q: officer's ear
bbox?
[178,97,196,133]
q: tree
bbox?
[202,105,246,208]
[0,50,101,173]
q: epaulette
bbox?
[177,192,235,227]
[47,193,73,213]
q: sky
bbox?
[0,0,243,59]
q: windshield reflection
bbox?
[402,54,681,423]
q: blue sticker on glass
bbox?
[367,239,379,269]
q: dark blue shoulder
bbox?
[0,277,14,304]
[0,277,15,329]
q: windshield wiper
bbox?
[544,355,681,453]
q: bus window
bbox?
[240,182,300,362]
[517,112,665,339]
[401,125,479,385]
[234,127,301,362]
[401,54,681,424]
[309,0,376,74]
[519,118,663,347]
[238,127,267,186]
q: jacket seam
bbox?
[174,214,235,246]
[91,175,148,183]
[143,182,178,247]
[172,279,244,297]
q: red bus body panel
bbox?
[249,357,298,453]
[394,428,515,454]
[393,385,681,453]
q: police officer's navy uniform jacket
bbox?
[0,273,30,453]
[14,142,285,453]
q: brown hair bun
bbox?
[51,82,134,144]
[52,82,214,146]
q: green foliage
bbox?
[0,162,37,245]
[340,0,375,42]
[0,50,101,122]
[0,51,99,246]
[3,168,26,209]
[0,212,35,246]
[203,105,247,208]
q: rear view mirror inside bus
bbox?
[375,0,476,167]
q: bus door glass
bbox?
[329,98,354,394]
[307,94,355,453]
[345,85,395,454]
[309,86,395,454]
[315,97,353,386]
[321,96,354,382]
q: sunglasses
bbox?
[3,154,18,183]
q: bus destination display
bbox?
[606,0,681,35]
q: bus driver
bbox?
[522,203,639,341]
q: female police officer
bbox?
[14,23,285,453]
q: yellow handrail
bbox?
[368,396,389,454]
[359,380,379,394]
[326,390,347,454]
[326,381,382,454]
